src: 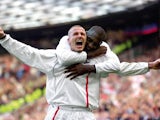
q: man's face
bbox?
[85,36,102,51]
[68,26,87,52]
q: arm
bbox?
[66,59,160,79]
[93,42,158,76]
[65,42,121,79]
[65,41,160,78]
[56,36,107,66]
[118,62,149,76]
[94,42,120,75]
[56,36,87,66]
[65,64,96,79]
[0,30,57,73]
[118,58,160,76]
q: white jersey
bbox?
[57,36,149,77]
[0,35,149,112]
[0,35,88,107]
[55,36,149,110]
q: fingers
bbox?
[66,65,74,70]
[66,72,77,78]
[65,63,79,69]
[66,72,78,80]
[65,67,75,73]
[64,64,84,80]
[65,66,78,80]
[70,75,77,80]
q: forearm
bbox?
[118,62,149,76]
[119,59,160,76]
[148,62,152,69]
[56,36,87,66]
[56,50,87,66]
[86,65,96,73]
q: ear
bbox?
[68,38,71,45]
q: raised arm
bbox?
[0,28,57,73]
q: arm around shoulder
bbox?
[56,36,87,66]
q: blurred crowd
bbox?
[0,55,46,105]
[94,43,160,120]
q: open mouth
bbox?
[76,39,83,46]
[76,41,83,45]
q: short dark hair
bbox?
[86,26,106,42]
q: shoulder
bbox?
[56,35,70,50]
[101,41,111,51]
[59,35,68,43]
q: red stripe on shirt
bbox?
[86,74,89,108]
[52,106,60,120]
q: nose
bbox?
[77,33,83,38]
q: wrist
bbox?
[87,52,92,59]
[0,34,6,39]
[148,62,153,69]
[88,65,96,73]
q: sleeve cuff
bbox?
[95,64,100,73]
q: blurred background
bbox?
[0,0,160,119]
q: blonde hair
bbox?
[68,25,85,36]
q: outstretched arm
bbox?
[0,27,57,73]
[64,41,160,79]
[118,58,160,76]
[65,58,160,79]
[96,42,160,76]
[65,59,160,79]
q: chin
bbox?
[77,49,83,52]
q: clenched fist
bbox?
[148,58,160,69]
[0,27,6,39]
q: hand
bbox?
[0,27,6,39]
[87,46,107,59]
[148,58,160,69]
[65,63,96,79]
